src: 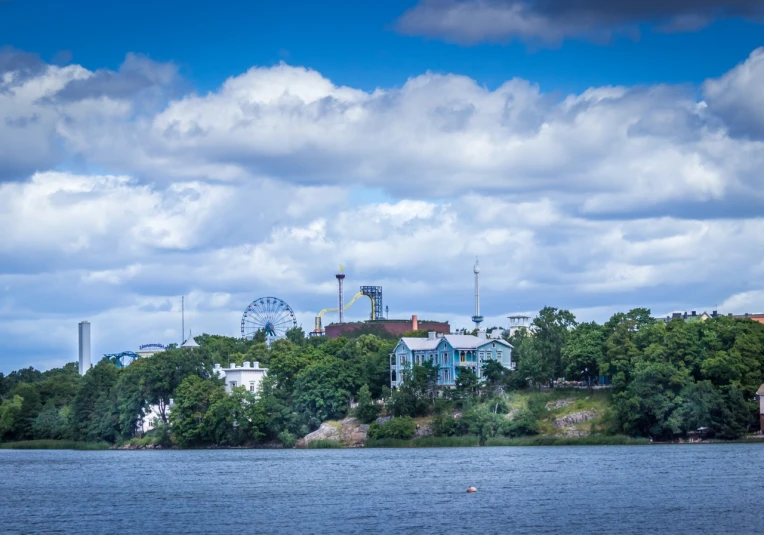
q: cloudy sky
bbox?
[1,0,764,372]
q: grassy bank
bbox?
[484,435,649,447]
[367,436,482,448]
[0,440,111,450]
[365,434,648,448]
[306,440,344,449]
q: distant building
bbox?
[757,384,764,432]
[658,310,718,323]
[390,332,513,389]
[325,314,450,339]
[506,315,532,337]
[141,403,171,434]
[732,313,764,324]
[214,362,268,394]
[136,343,166,358]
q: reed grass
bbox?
[0,440,111,450]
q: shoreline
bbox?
[2,436,763,450]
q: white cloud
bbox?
[2,50,764,371]
[703,47,764,139]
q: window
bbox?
[444,369,450,383]
[492,342,496,348]
[230,381,237,388]
[460,351,466,363]
[497,350,503,362]
[249,382,255,392]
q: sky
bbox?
[1,0,764,372]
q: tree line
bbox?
[0,307,762,447]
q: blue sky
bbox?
[1,0,764,372]
[2,0,762,93]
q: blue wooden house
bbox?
[390,331,513,388]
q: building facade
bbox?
[325,314,450,339]
[390,332,513,388]
[214,361,268,394]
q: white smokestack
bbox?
[78,321,91,376]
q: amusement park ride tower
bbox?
[471,259,484,330]
[336,266,346,324]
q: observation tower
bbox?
[471,259,484,329]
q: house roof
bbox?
[757,384,764,397]
[399,337,440,351]
[443,335,513,350]
[397,334,514,352]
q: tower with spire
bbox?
[471,258,484,330]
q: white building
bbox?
[136,343,166,358]
[141,403,172,434]
[214,361,268,394]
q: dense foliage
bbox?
[1,308,762,447]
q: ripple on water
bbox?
[1,444,762,534]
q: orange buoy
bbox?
[466,486,477,493]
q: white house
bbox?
[214,361,268,394]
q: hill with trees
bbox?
[1,308,762,448]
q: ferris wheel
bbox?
[241,296,297,340]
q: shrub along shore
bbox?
[1,307,762,450]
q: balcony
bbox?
[456,360,477,367]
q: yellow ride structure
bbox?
[313,291,376,335]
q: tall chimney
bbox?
[412,315,418,331]
[78,321,91,376]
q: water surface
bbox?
[2,444,762,534]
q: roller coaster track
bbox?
[314,291,373,333]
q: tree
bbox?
[285,326,307,346]
[7,383,42,440]
[293,358,359,426]
[482,359,509,395]
[455,368,480,401]
[515,338,551,388]
[354,384,379,423]
[0,395,23,441]
[70,361,120,442]
[33,401,68,440]
[531,307,577,381]
[561,322,603,380]
[169,376,226,447]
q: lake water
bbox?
[1,444,762,534]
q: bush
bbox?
[354,384,380,423]
[527,394,547,418]
[278,431,297,448]
[368,416,416,440]
[432,413,468,437]
[500,408,540,438]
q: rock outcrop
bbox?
[553,411,596,427]
[546,399,575,410]
[296,418,369,448]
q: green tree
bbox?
[561,322,603,380]
[293,357,358,425]
[354,384,379,423]
[70,361,119,442]
[531,306,577,381]
[169,375,226,447]
[0,395,23,441]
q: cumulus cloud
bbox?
[703,48,764,140]
[41,64,762,216]
[3,49,764,370]
[395,0,764,45]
